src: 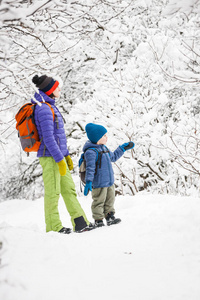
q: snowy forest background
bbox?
[0,0,200,201]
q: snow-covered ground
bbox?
[0,193,200,300]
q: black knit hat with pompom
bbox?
[32,75,59,96]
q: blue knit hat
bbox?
[85,123,107,144]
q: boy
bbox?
[83,123,134,227]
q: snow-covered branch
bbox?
[0,0,53,22]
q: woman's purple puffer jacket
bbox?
[31,90,69,162]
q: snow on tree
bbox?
[0,0,199,200]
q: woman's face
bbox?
[53,86,61,98]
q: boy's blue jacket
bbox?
[31,90,69,163]
[83,141,124,188]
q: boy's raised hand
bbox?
[84,181,92,196]
[120,141,135,152]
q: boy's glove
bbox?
[57,159,67,176]
[84,181,92,196]
[65,155,73,171]
[120,141,135,152]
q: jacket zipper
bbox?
[103,145,112,185]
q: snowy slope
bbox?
[0,194,200,300]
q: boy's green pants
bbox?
[39,157,89,232]
[91,185,115,220]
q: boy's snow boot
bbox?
[76,222,95,233]
[59,227,72,234]
[94,219,105,228]
[106,212,121,226]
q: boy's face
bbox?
[97,134,108,145]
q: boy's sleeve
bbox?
[109,146,124,163]
[85,150,97,183]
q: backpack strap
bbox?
[44,102,55,121]
[84,148,100,163]
[84,148,100,174]
[85,147,109,172]
[96,146,110,168]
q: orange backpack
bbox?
[15,102,55,154]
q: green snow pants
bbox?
[39,157,89,232]
[91,185,115,220]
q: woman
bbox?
[32,74,93,233]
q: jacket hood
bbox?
[83,140,102,152]
[31,90,55,106]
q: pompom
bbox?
[32,75,39,84]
